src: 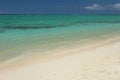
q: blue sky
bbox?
[0,0,120,14]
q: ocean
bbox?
[0,14,120,63]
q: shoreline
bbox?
[0,36,120,80]
[0,36,120,73]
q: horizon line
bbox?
[0,13,120,15]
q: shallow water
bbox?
[0,15,120,62]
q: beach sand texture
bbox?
[0,38,120,80]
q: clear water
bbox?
[0,15,120,62]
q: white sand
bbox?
[0,40,120,80]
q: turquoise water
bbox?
[0,15,120,62]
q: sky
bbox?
[0,0,120,14]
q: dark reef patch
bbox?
[0,20,120,33]
[3,25,56,29]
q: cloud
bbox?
[84,4,105,10]
[114,3,120,10]
[84,3,120,11]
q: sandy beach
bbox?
[0,38,120,80]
